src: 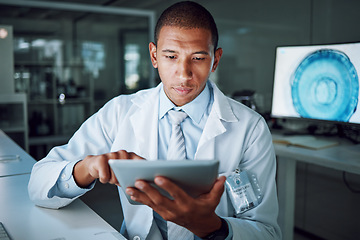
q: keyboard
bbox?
[0,222,10,240]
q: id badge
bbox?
[225,169,262,215]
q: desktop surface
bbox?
[0,130,36,177]
[0,174,125,240]
[272,131,360,174]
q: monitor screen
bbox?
[271,42,360,125]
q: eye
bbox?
[193,57,205,61]
[165,55,176,59]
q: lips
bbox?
[173,86,192,95]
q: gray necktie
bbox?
[166,110,193,240]
[167,110,188,160]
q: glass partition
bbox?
[0,1,154,159]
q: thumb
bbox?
[210,176,226,200]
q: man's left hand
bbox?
[125,175,226,237]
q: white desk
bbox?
[273,134,360,240]
[0,174,126,240]
[0,130,126,240]
[0,129,36,177]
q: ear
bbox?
[211,48,223,72]
[149,42,158,69]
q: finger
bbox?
[154,176,190,203]
[129,152,145,160]
[125,184,156,207]
[116,150,130,159]
[125,187,143,203]
[108,168,119,185]
[208,176,226,201]
[125,187,141,203]
[97,156,112,184]
[114,150,144,160]
[98,172,110,184]
[98,166,111,184]
[126,187,174,220]
[135,180,175,207]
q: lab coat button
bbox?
[133,236,141,240]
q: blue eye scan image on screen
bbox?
[271,42,360,125]
[292,49,358,122]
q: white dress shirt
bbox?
[158,82,213,160]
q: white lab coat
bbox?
[28,82,281,240]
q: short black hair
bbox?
[154,1,219,51]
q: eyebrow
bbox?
[161,49,209,55]
[193,51,209,55]
[162,49,177,53]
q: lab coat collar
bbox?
[210,81,238,123]
[195,82,238,159]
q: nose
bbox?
[176,58,192,80]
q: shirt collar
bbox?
[159,82,211,124]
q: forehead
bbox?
[157,26,213,51]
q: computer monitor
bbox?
[271,42,360,129]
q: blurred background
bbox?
[1,0,359,158]
[1,1,360,239]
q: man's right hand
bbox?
[73,150,143,188]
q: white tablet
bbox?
[108,159,219,205]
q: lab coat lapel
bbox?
[195,82,238,159]
[129,85,160,160]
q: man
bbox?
[28,1,281,239]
